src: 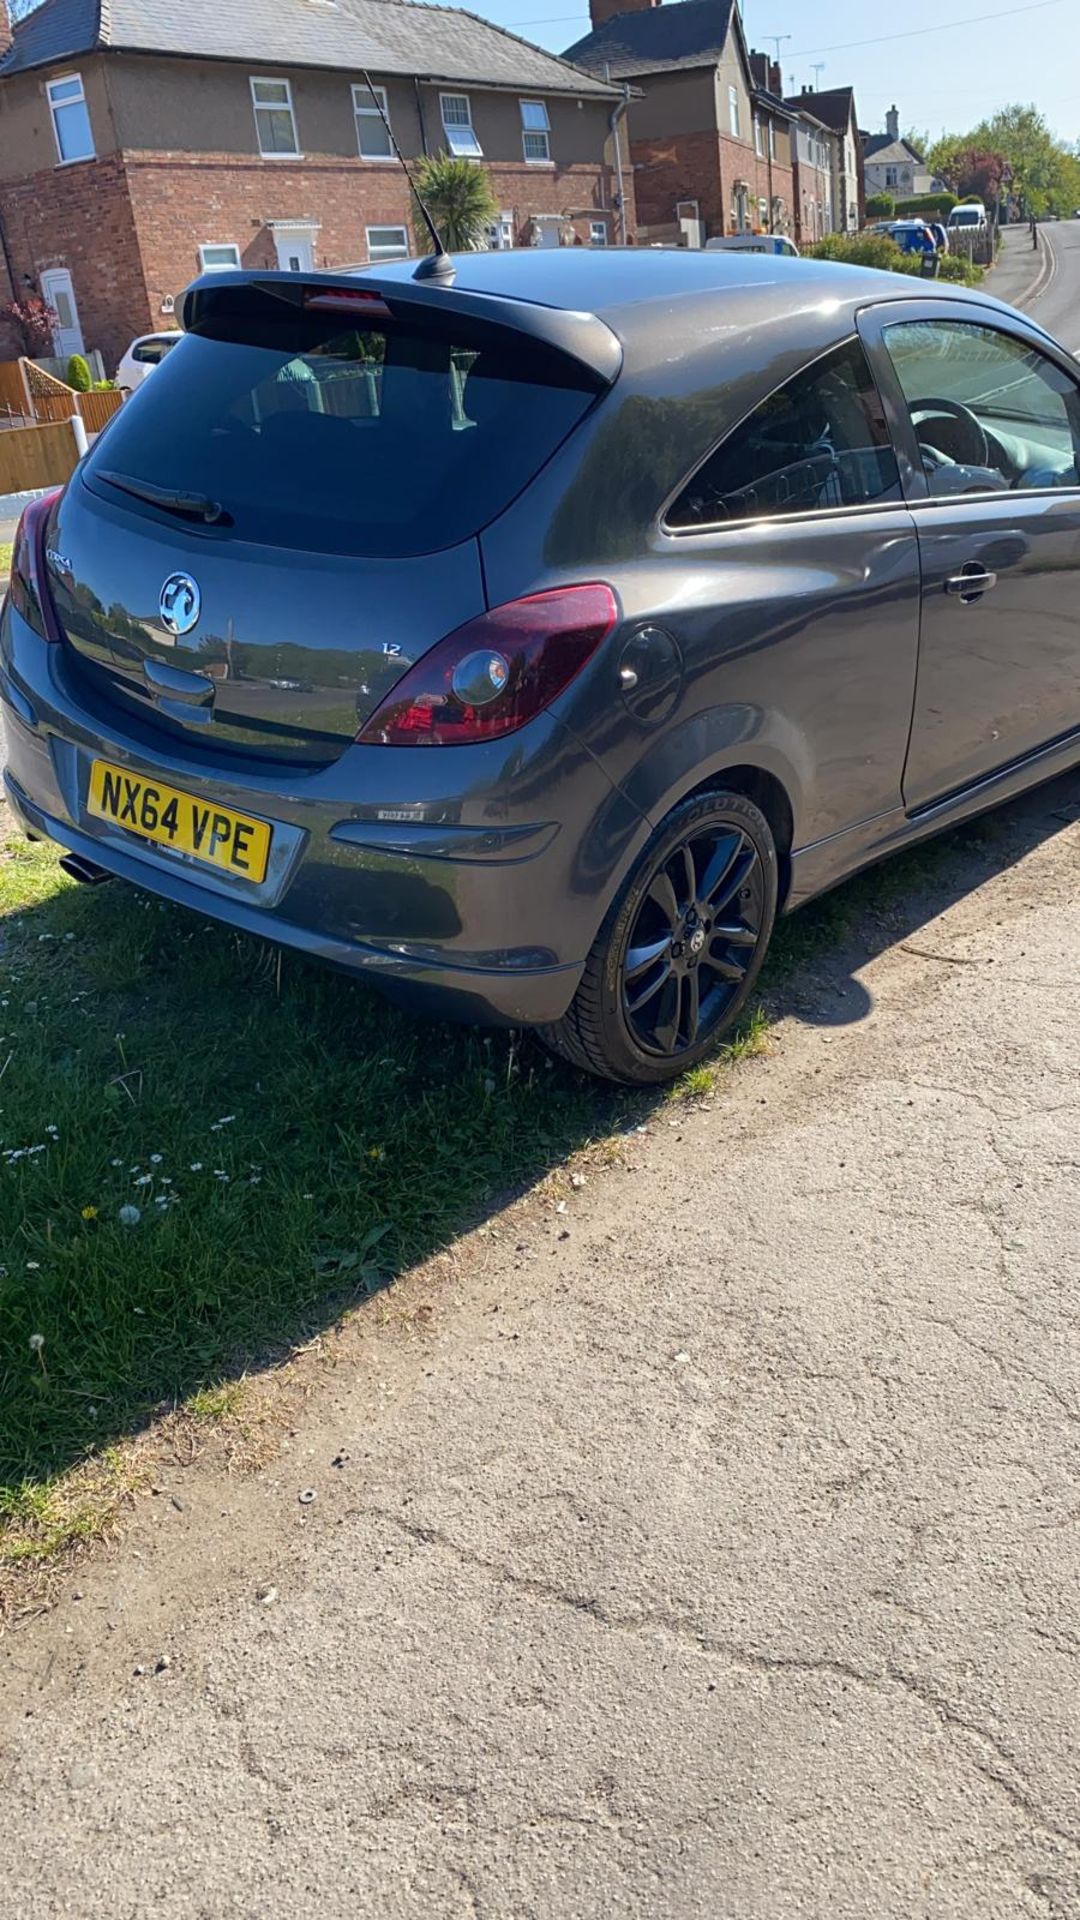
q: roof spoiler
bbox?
[179,269,623,387]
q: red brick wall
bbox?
[0,153,152,369]
[630,129,794,239]
[124,152,630,322]
[630,130,726,235]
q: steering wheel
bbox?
[909,397,990,469]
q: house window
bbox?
[353,83,392,160]
[758,197,768,227]
[366,225,410,263]
[753,116,763,158]
[728,85,740,139]
[47,74,95,164]
[486,212,515,250]
[885,166,898,188]
[250,77,300,157]
[768,120,776,160]
[440,93,482,158]
[589,220,608,246]
[520,100,551,164]
[199,243,242,271]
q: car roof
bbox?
[368,246,1012,336]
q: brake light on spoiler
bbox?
[303,287,394,320]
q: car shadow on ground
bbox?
[0,767,1076,1500]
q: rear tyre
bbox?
[542,789,777,1086]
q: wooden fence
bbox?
[0,358,31,423]
[0,360,124,434]
[0,418,81,494]
[76,387,123,434]
[29,386,123,432]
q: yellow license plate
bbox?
[87,761,272,884]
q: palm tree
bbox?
[411,152,498,254]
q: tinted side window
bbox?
[882,319,1080,497]
[667,340,901,530]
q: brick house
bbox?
[564,0,796,246]
[0,0,631,370]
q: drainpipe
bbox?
[608,83,631,245]
[412,77,430,155]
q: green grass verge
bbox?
[2,825,647,1512]
[0,542,13,578]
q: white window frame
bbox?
[46,72,95,165]
[589,220,608,246]
[728,84,740,139]
[485,211,515,250]
[753,115,763,158]
[353,82,393,161]
[440,92,482,159]
[250,76,301,159]
[520,99,551,165]
[198,242,242,272]
[768,120,776,160]
[366,224,410,263]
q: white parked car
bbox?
[705,233,799,256]
[114,330,182,393]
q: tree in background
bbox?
[0,295,57,357]
[928,141,1008,209]
[929,106,1080,216]
[410,153,497,254]
[903,127,931,160]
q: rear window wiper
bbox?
[96,469,228,525]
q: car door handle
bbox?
[945,566,998,601]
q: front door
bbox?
[863,300,1080,810]
[273,229,316,272]
[39,268,84,360]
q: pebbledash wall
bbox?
[0,53,630,368]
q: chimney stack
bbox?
[588,0,660,33]
[0,2,12,59]
[886,104,899,142]
[749,50,783,96]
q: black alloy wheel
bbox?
[622,820,765,1059]
[543,789,778,1085]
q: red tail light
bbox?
[356,584,618,747]
[8,490,63,642]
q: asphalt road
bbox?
[6,233,1080,1917]
[1019,217,1080,348]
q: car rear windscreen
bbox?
[84,290,600,557]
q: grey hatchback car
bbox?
[5,250,1080,1083]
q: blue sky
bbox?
[489,0,1080,146]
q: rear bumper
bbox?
[0,606,648,1028]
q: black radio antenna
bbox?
[361,73,455,283]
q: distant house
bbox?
[0,0,630,369]
[785,105,835,245]
[565,0,796,247]
[863,106,943,202]
[784,85,863,233]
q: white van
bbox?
[704,233,800,256]
[947,204,988,231]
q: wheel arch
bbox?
[675,763,795,909]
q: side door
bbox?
[40,268,84,361]
[859,298,1080,811]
